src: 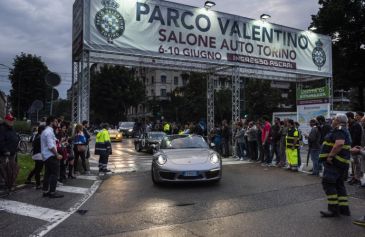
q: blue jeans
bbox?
[310,149,321,175]
[237,142,246,158]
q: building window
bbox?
[161,75,167,84]
[151,89,155,96]
[161,89,167,97]
[182,78,187,86]
[174,76,179,85]
[214,79,218,88]
[151,76,154,84]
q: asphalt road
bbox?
[44,139,365,237]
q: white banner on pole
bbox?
[81,0,332,76]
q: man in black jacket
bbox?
[346,112,363,185]
[0,114,20,186]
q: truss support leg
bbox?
[77,50,90,123]
[207,74,215,133]
[71,60,79,123]
[232,67,240,157]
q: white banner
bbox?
[82,0,332,75]
[297,103,330,136]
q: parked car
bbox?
[108,129,123,142]
[151,134,222,185]
[118,122,135,138]
[134,131,166,153]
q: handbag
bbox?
[77,144,87,153]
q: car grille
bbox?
[178,174,204,180]
[159,171,176,180]
[205,170,220,179]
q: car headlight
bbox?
[210,153,219,164]
[128,129,133,132]
[157,154,167,165]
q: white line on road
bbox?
[88,159,98,164]
[0,199,67,222]
[30,180,102,237]
[90,167,99,171]
[76,175,99,181]
[56,186,90,195]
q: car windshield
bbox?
[108,129,119,134]
[148,132,166,140]
[120,122,134,128]
[160,135,209,149]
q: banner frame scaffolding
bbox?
[71,0,333,131]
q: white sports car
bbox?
[151,134,222,184]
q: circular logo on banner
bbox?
[95,0,125,44]
[312,40,326,71]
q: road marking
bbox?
[88,159,98,164]
[56,186,90,195]
[0,199,66,222]
[90,167,99,171]
[77,175,99,181]
[30,180,102,237]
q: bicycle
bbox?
[17,134,28,154]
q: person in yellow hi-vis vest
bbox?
[95,123,112,173]
[163,122,171,134]
[286,119,300,171]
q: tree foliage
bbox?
[9,53,50,119]
[244,79,282,120]
[90,65,146,125]
[311,0,365,109]
[52,99,72,121]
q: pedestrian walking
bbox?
[41,116,64,198]
[319,114,351,217]
[285,119,300,171]
[25,125,45,189]
[0,114,20,191]
[246,121,258,161]
[346,112,363,186]
[95,123,112,173]
[306,119,322,176]
[261,116,272,166]
[73,124,89,175]
[271,117,281,165]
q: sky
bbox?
[0,0,320,98]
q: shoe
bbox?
[48,192,64,198]
[353,216,365,227]
[57,181,63,187]
[235,157,240,161]
[320,210,339,218]
[102,169,112,173]
[42,192,49,197]
[349,179,361,186]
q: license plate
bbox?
[183,171,198,176]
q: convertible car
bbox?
[134,131,166,153]
[151,134,222,184]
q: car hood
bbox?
[162,148,212,165]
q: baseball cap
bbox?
[4,114,14,121]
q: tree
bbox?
[52,99,72,121]
[214,89,232,122]
[90,65,146,125]
[166,72,207,123]
[9,53,50,119]
[244,79,281,120]
[310,0,365,110]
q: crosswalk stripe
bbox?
[0,199,67,222]
[56,186,89,195]
[90,167,99,171]
[76,175,99,181]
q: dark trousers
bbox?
[237,142,245,158]
[59,160,67,181]
[27,160,44,186]
[73,147,87,172]
[264,142,272,164]
[271,141,280,164]
[99,153,109,170]
[258,143,265,162]
[43,156,60,193]
[222,138,230,157]
[322,163,349,213]
[248,141,258,161]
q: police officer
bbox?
[285,119,300,171]
[95,123,112,173]
[319,114,352,217]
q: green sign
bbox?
[297,86,330,101]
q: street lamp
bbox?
[260,14,271,21]
[204,1,216,9]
